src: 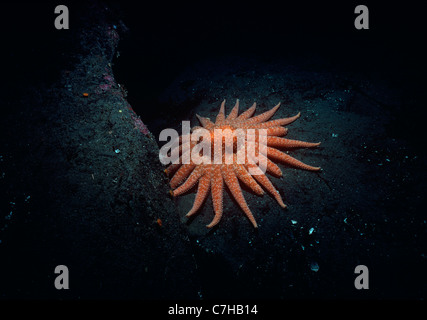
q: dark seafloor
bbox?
[0,1,426,301]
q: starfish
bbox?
[165,99,321,228]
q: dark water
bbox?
[113,2,425,121]
[0,1,426,303]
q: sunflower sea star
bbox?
[165,99,321,228]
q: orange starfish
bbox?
[165,99,320,228]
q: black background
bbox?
[2,1,426,121]
[0,0,426,305]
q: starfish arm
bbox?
[191,125,209,133]
[175,133,191,144]
[173,165,204,196]
[206,165,224,228]
[186,173,211,217]
[167,141,196,174]
[222,165,258,228]
[267,137,321,148]
[215,99,226,125]
[266,126,288,136]
[248,143,282,175]
[240,102,281,126]
[266,158,283,177]
[263,156,283,177]
[170,163,196,189]
[249,167,287,208]
[247,152,283,177]
[233,163,264,196]
[247,113,301,129]
[196,114,214,129]
[168,135,197,157]
[165,163,181,176]
[234,102,256,121]
[245,126,288,137]
[266,147,320,171]
[226,99,239,121]
[169,138,195,157]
